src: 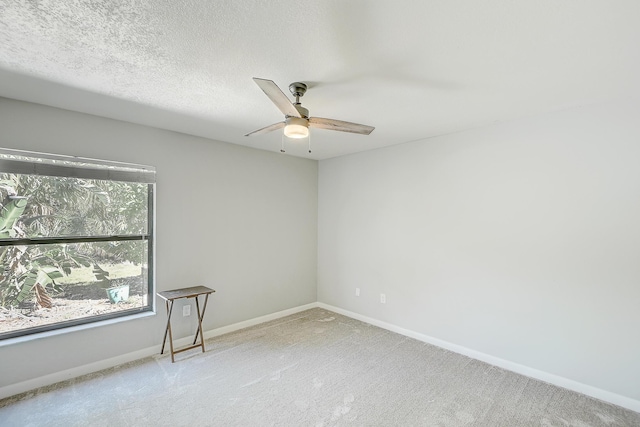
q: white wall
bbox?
[318,100,640,402]
[0,98,318,389]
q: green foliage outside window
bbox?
[0,173,149,312]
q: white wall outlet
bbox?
[380,293,386,304]
[183,305,191,317]
[355,287,360,297]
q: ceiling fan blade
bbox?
[253,78,301,118]
[309,117,375,135]
[244,121,285,137]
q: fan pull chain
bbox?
[308,132,312,154]
[280,133,286,153]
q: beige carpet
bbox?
[1,308,639,426]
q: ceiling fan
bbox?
[245,78,374,151]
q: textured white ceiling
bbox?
[1,1,639,160]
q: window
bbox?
[0,148,155,340]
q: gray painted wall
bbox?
[0,98,318,388]
[318,100,640,401]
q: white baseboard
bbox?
[204,302,318,340]
[317,302,640,413]
[0,302,319,400]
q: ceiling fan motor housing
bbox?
[289,82,309,117]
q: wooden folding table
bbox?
[157,286,215,362]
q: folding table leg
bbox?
[161,299,172,354]
[192,294,210,349]
[160,299,176,363]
